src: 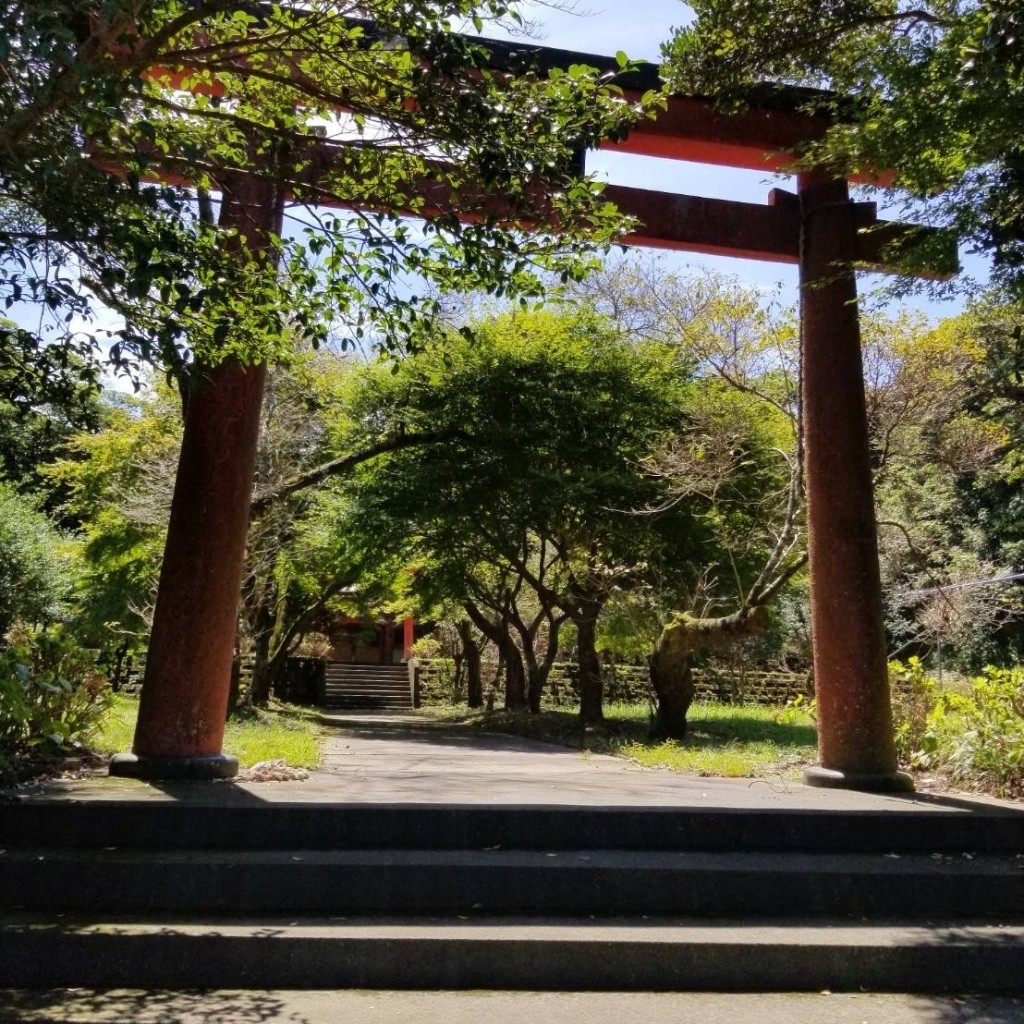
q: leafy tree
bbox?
[664,1,1023,291]
[2,1,645,383]
[44,382,183,676]
[647,376,803,737]
[568,257,805,736]
[0,317,104,512]
[0,482,77,639]
[866,304,1024,668]
[47,352,432,699]
[241,353,423,705]
[337,306,707,725]
[953,297,1024,568]
[459,550,569,712]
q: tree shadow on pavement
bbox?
[0,988,313,1024]
[908,995,1024,1023]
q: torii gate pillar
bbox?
[111,172,282,780]
[797,171,912,792]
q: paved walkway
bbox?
[19,712,1024,814]
[2,989,1022,1024]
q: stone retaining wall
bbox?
[411,659,812,708]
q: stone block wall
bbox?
[410,658,812,709]
[413,658,459,706]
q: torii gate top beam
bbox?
[169,9,873,178]
[327,20,873,179]
[468,34,839,175]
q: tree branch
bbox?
[250,429,465,513]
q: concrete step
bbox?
[322,665,413,710]
[324,698,413,708]
[323,687,411,696]
[325,662,407,669]
[3,847,1021,917]
[323,700,411,708]
[324,676,408,684]
[324,667,408,678]
[4,797,1022,995]
[3,914,1022,993]
[324,678,409,686]
[323,690,412,699]
[324,702,412,709]
[4,803,1022,854]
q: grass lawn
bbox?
[422,700,818,779]
[91,694,324,769]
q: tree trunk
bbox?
[649,618,696,740]
[459,620,484,709]
[247,590,277,708]
[527,668,544,714]
[526,619,563,714]
[649,606,769,739]
[249,635,273,708]
[109,641,130,693]
[504,648,527,711]
[521,632,543,714]
[464,600,527,711]
[575,603,604,728]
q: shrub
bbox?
[889,657,942,767]
[0,624,111,773]
[889,658,1024,795]
[408,636,442,660]
[945,667,1024,797]
[0,482,75,636]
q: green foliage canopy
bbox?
[1,1,646,392]
[336,305,794,630]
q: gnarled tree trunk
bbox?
[650,606,769,739]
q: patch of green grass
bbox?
[418,700,818,779]
[618,737,813,777]
[92,694,323,769]
[90,693,138,755]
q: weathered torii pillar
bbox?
[797,172,909,791]
[110,37,941,789]
[111,172,283,780]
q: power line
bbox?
[900,572,1024,601]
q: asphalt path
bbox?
[1,989,1022,1024]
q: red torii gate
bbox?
[112,37,948,792]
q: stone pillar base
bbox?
[109,753,239,781]
[804,766,914,793]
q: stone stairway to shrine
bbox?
[1,798,1023,993]
[322,662,413,711]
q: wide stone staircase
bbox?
[322,662,412,711]
[1,799,1023,992]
